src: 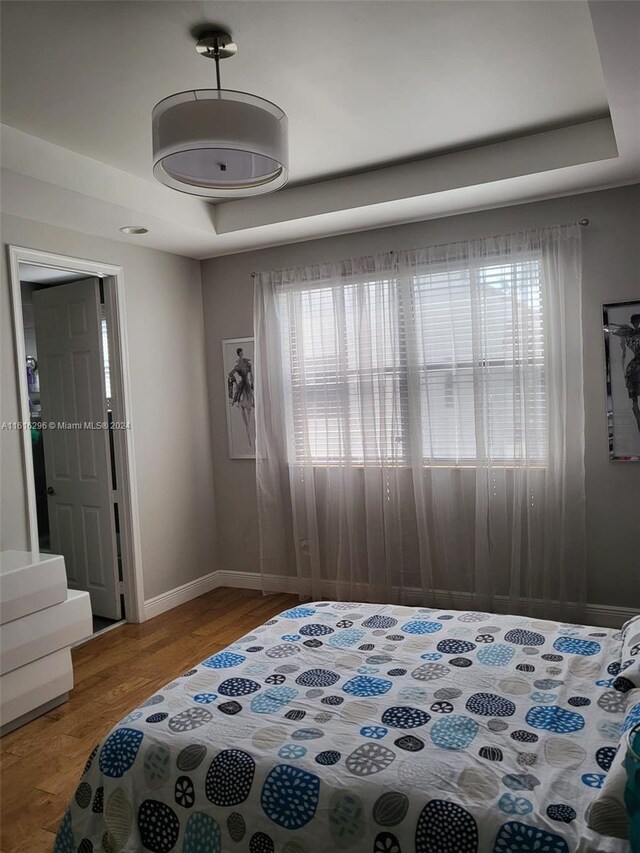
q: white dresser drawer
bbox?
[0,647,73,730]
[0,550,67,624]
[0,588,92,675]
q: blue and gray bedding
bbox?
[55,603,640,852]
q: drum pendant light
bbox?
[152,31,288,198]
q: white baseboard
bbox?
[585,603,638,629]
[144,570,221,620]
[144,569,273,619]
[214,570,267,591]
[145,569,637,629]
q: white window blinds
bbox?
[279,252,546,465]
[412,256,546,463]
[283,277,407,463]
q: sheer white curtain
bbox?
[255,225,585,619]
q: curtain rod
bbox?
[250,219,590,277]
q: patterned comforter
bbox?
[55,602,635,853]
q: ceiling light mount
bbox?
[196,31,237,89]
[195,31,237,61]
[152,29,288,199]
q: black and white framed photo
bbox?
[222,337,255,459]
[603,300,640,461]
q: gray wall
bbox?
[202,184,640,609]
[1,213,217,602]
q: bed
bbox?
[54,602,639,853]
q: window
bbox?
[100,310,112,403]
[281,254,546,465]
[413,257,546,463]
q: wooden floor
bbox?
[0,587,297,853]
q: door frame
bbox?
[8,245,145,623]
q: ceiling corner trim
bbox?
[213,118,618,235]
[0,123,216,235]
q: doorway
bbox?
[8,246,145,630]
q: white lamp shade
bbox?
[152,90,288,198]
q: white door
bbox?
[33,279,121,620]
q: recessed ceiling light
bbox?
[119,225,148,235]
